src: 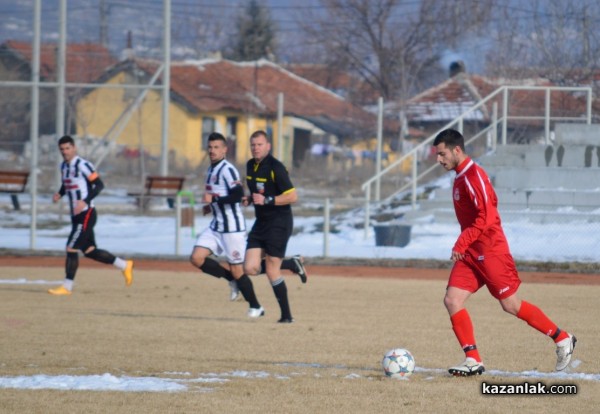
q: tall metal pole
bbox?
[99,0,109,47]
[29,0,41,249]
[375,97,383,201]
[55,0,67,189]
[277,92,283,161]
[323,197,330,258]
[160,0,171,175]
[502,87,508,145]
[545,88,551,145]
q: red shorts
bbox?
[448,253,521,300]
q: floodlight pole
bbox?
[375,97,383,201]
[159,0,171,175]
[29,0,41,249]
[55,0,67,189]
[277,92,283,161]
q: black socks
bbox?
[236,275,261,308]
[199,257,234,281]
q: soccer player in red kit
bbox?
[433,129,576,376]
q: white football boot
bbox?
[228,280,241,301]
[555,334,577,371]
[247,306,265,318]
[448,357,485,377]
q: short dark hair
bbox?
[208,132,226,144]
[433,129,465,151]
[58,135,75,146]
[250,130,270,143]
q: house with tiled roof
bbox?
[76,57,377,169]
[284,63,380,105]
[0,40,116,151]
[401,62,590,144]
[1,40,116,83]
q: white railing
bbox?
[361,85,593,238]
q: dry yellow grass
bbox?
[0,265,598,414]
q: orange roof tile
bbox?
[406,73,588,125]
[2,40,116,83]
[284,63,379,103]
[132,58,376,134]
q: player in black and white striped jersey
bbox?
[48,135,133,295]
[204,150,246,235]
[190,132,262,315]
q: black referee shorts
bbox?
[67,208,97,251]
[246,214,293,258]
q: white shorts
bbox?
[195,228,246,264]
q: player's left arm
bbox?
[72,170,102,215]
[268,162,297,206]
[212,184,244,204]
[211,167,244,204]
[83,171,104,205]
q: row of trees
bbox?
[221,0,600,105]
[3,0,599,154]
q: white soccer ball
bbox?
[382,348,415,378]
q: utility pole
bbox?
[582,5,590,66]
[55,0,66,189]
[99,0,109,47]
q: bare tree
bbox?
[298,0,492,104]
[486,0,600,85]
[171,4,231,59]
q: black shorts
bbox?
[67,208,97,251]
[246,214,293,258]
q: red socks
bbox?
[516,300,569,343]
[451,302,568,362]
[451,309,482,362]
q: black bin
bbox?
[374,224,412,247]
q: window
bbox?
[226,117,238,161]
[201,117,215,149]
[226,117,237,138]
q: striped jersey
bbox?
[60,155,98,216]
[452,157,510,257]
[205,159,246,233]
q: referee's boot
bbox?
[448,357,485,377]
[291,255,308,284]
[122,260,134,287]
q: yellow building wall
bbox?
[76,72,198,168]
[76,73,296,169]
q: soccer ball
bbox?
[382,348,415,378]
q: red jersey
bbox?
[451,157,511,257]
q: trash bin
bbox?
[374,224,412,247]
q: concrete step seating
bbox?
[406,124,600,224]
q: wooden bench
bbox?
[0,170,30,210]
[127,175,185,211]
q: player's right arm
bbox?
[53,184,66,203]
[453,170,494,254]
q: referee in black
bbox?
[244,130,298,323]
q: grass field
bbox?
[0,263,598,413]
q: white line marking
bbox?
[0,278,61,285]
